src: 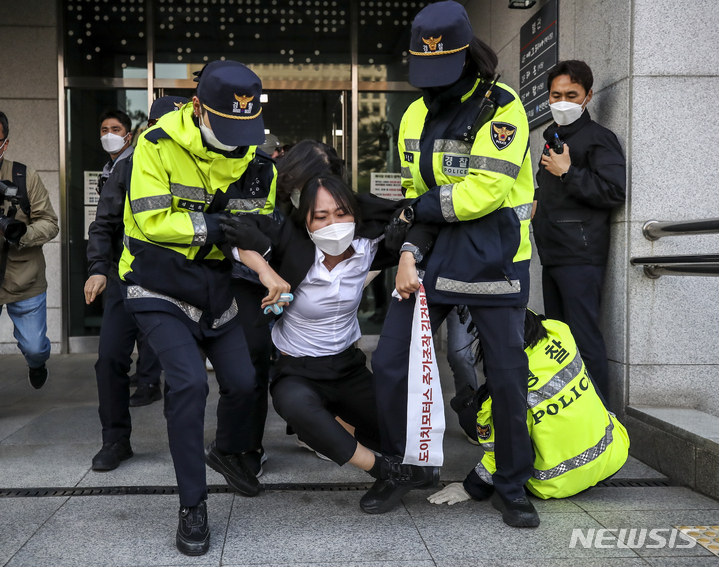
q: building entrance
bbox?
[61,0,428,349]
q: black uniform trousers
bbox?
[372,297,534,501]
[271,346,381,465]
[96,278,162,445]
[542,265,609,403]
[232,279,273,452]
[133,310,256,507]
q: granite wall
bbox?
[0,0,62,356]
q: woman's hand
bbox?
[395,251,420,300]
[257,266,291,309]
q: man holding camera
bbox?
[0,111,59,389]
[532,60,626,404]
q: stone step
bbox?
[625,405,719,501]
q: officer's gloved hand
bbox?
[220,214,271,254]
[427,483,471,506]
[384,216,409,253]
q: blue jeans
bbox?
[445,306,479,394]
[0,291,51,369]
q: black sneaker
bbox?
[360,455,439,514]
[129,383,162,407]
[241,448,267,478]
[28,365,48,389]
[128,373,139,387]
[176,500,210,556]
[92,438,134,471]
[205,441,260,496]
[490,491,540,528]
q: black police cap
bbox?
[408,1,474,89]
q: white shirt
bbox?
[272,237,381,357]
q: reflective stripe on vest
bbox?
[171,183,211,203]
[126,285,239,329]
[526,350,583,409]
[533,420,615,481]
[226,197,268,211]
[475,461,494,485]
[131,194,173,214]
[435,276,520,295]
[188,212,208,246]
[514,203,533,221]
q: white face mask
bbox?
[199,111,238,152]
[549,96,587,126]
[100,132,130,154]
[0,138,7,161]
[290,189,301,209]
[308,221,356,257]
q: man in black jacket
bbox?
[85,98,186,471]
[532,60,626,404]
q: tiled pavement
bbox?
[1,353,718,566]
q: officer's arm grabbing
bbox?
[411,102,529,225]
[129,141,224,247]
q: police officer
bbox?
[429,310,630,505]
[366,1,538,527]
[85,97,187,473]
[119,61,285,556]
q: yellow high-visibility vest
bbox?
[474,318,630,499]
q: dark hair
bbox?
[547,60,594,95]
[467,36,498,81]
[276,139,346,202]
[99,109,132,134]
[524,310,549,349]
[471,309,549,362]
[0,111,8,140]
[291,174,361,228]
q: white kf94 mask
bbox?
[308,222,356,257]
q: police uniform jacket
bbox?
[465,318,630,500]
[533,110,626,267]
[87,148,134,281]
[402,74,535,307]
[0,159,59,305]
[119,103,277,329]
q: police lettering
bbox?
[532,372,591,425]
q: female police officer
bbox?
[364,1,538,527]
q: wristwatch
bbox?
[400,205,415,224]
[560,166,571,181]
[399,242,423,264]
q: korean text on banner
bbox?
[403,284,446,466]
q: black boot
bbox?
[360,454,439,514]
[129,383,162,407]
[490,491,540,528]
[205,441,260,497]
[91,438,133,471]
[176,500,210,556]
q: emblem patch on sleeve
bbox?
[477,423,492,441]
[491,122,517,151]
[404,152,415,164]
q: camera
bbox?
[543,133,565,156]
[0,180,28,244]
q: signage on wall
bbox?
[370,172,403,200]
[519,0,559,129]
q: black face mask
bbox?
[422,57,478,104]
